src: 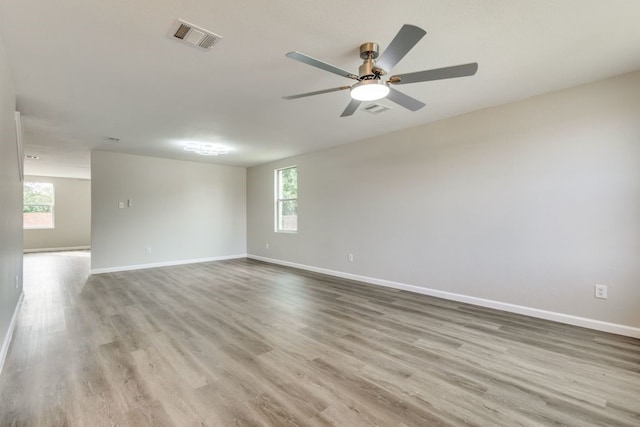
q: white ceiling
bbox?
[1,1,640,179]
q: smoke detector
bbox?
[169,19,222,51]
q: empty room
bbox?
[1,1,639,426]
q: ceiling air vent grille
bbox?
[364,104,392,114]
[198,34,217,49]
[169,19,222,51]
[174,24,191,40]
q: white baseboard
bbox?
[24,246,90,253]
[0,291,24,375]
[91,254,248,275]
[248,255,640,339]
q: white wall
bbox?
[91,151,246,272]
[0,32,23,370]
[23,175,90,251]
[247,72,640,333]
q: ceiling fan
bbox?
[283,24,478,117]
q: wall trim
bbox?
[0,291,24,375]
[248,255,640,339]
[24,246,90,253]
[91,254,248,275]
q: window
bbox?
[275,166,297,232]
[24,182,55,229]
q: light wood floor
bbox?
[1,252,639,426]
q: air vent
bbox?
[169,19,222,51]
[364,104,392,114]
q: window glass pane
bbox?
[24,182,54,205]
[276,166,297,232]
[24,206,54,228]
[279,167,297,199]
[278,200,297,231]
[24,182,55,229]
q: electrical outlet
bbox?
[594,284,607,299]
[146,247,152,255]
[118,201,125,209]
[15,275,19,289]
[265,243,269,250]
[347,253,354,262]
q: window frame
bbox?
[274,165,298,233]
[23,182,55,230]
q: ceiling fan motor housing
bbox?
[359,42,381,79]
[359,42,379,59]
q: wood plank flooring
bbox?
[1,251,639,426]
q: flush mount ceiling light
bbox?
[183,142,229,156]
[350,80,390,101]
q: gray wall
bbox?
[24,175,90,251]
[0,32,22,361]
[91,151,246,272]
[247,72,640,329]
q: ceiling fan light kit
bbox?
[283,24,478,117]
[350,80,390,101]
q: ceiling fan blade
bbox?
[286,51,358,80]
[386,87,425,111]
[283,86,350,100]
[375,24,427,74]
[391,63,478,85]
[340,99,362,117]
